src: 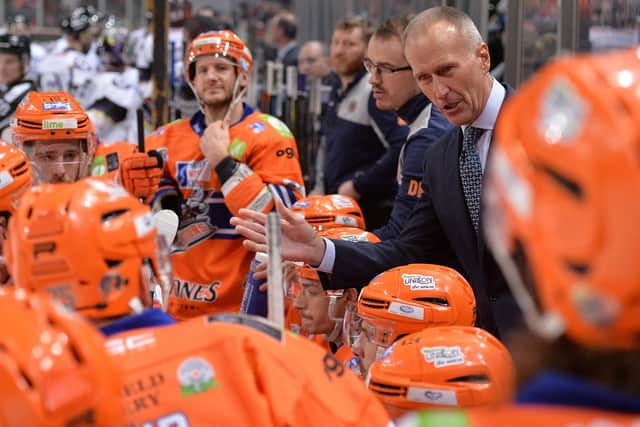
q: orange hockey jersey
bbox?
[145,105,305,319]
[91,140,138,180]
[104,314,391,427]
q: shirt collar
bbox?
[277,41,297,60]
[462,78,505,132]
[397,92,430,125]
[190,103,255,136]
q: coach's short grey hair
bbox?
[402,6,483,49]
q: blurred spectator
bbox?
[37,6,102,107]
[298,40,333,81]
[0,33,35,142]
[6,14,46,82]
[270,11,299,67]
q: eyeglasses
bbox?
[363,58,411,75]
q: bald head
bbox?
[403,6,483,52]
[402,6,492,126]
[298,40,331,79]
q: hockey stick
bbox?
[266,212,285,330]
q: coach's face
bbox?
[404,20,492,126]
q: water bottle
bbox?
[240,252,268,317]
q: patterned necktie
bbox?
[459,126,485,233]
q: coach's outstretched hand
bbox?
[231,198,326,267]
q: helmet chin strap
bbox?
[224,74,248,122]
[189,71,247,123]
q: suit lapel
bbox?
[479,84,515,254]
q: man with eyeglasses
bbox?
[315,16,408,230]
[364,15,452,240]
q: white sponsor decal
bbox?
[421,346,465,368]
[388,301,424,320]
[105,332,156,355]
[407,386,459,406]
[0,171,14,190]
[134,212,155,237]
[42,118,78,129]
[402,274,436,290]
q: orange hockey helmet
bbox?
[485,47,640,350]
[345,264,477,351]
[11,91,97,183]
[185,30,253,83]
[6,178,172,320]
[0,288,124,427]
[368,326,514,416]
[291,195,366,231]
[0,139,32,215]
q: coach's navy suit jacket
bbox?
[321,84,517,337]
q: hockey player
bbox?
[286,227,380,372]
[11,91,97,184]
[0,139,32,283]
[0,288,125,427]
[344,264,477,376]
[144,30,305,319]
[37,6,101,108]
[0,33,35,142]
[368,326,514,418]
[105,311,391,427]
[399,46,640,426]
[86,27,145,144]
[11,90,162,200]
[5,177,175,335]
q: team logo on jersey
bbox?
[260,114,293,138]
[228,138,247,159]
[177,357,220,398]
[249,121,266,134]
[176,160,210,189]
[89,155,106,177]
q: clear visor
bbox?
[343,303,395,349]
[285,264,348,321]
[142,235,173,311]
[21,139,91,183]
